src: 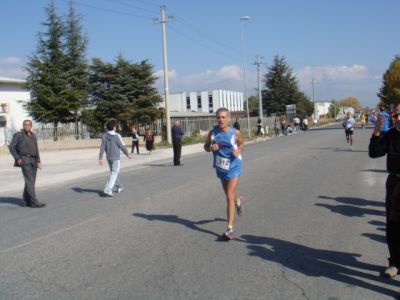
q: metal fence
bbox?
[28,116,277,141]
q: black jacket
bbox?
[369,128,400,174]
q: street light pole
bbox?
[255,54,264,121]
[240,16,251,139]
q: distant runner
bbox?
[342,112,356,150]
[204,108,245,240]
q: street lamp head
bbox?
[240,16,250,21]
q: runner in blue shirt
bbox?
[204,108,245,240]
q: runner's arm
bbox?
[232,129,244,157]
[204,131,212,152]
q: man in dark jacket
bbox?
[171,120,184,166]
[9,120,45,208]
[369,103,400,278]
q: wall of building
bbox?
[164,90,243,116]
[0,81,32,145]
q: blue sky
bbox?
[1,0,399,107]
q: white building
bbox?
[0,77,33,145]
[315,101,332,118]
[161,90,244,115]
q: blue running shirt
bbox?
[211,126,242,180]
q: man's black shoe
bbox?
[30,202,46,208]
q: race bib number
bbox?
[216,155,230,171]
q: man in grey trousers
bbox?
[9,120,46,208]
[99,119,131,197]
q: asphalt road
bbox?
[0,125,398,299]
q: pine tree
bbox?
[378,55,400,106]
[64,0,89,139]
[262,55,311,117]
[25,1,69,140]
[87,56,162,131]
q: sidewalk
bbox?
[0,143,205,195]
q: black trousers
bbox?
[21,156,39,205]
[172,140,182,165]
[131,141,139,154]
[385,174,400,267]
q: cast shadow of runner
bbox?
[0,197,25,207]
[71,187,103,196]
[237,235,400,298]
[133,213,226,240]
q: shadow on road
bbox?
[310,147,368,153]
[316,195,385,217]
[71,187,103,196]
[133,213,225,239]
[319,195,384,207]
[315,203,385,217]
[361,169,388,174]
[362,233,386,244]
[0,197,25,207]
[237,235,400,298]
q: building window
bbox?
[208,95,213,113]
[186,97,190,110]
[197,96,202,109]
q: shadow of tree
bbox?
[237,235,399,298]
[0,197,25,207]
[133,213,225,239]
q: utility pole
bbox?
[255,55,264,121]
[311,78,316,121]
[154,6,173,144]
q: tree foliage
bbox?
[25,1,69,128]
[86,56,162,131]
[24,0,88,139]
[328,100,340,118]
[378,55,400,106]
[338,96,360,111]
[262,55,312,117]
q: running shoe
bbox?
[104,190,113,197]
[223,228,234,240]
[117,187,124,193]
[236,196,246,216]
[384,266,398,278]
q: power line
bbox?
[168,25,240,63]
[61,0,155,20]
[105,0,158,15]
[172,15,241,58]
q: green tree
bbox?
[25,1,70,140]
[378,55,400,106]
[87,56,162,131]
[64,0,88,139]
[245,95,259,116]
[328,100,340,118]
[262,55,310,116]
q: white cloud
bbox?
[0,56,26,79]
[295,64,381,106]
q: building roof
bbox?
[0,77,26,84]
